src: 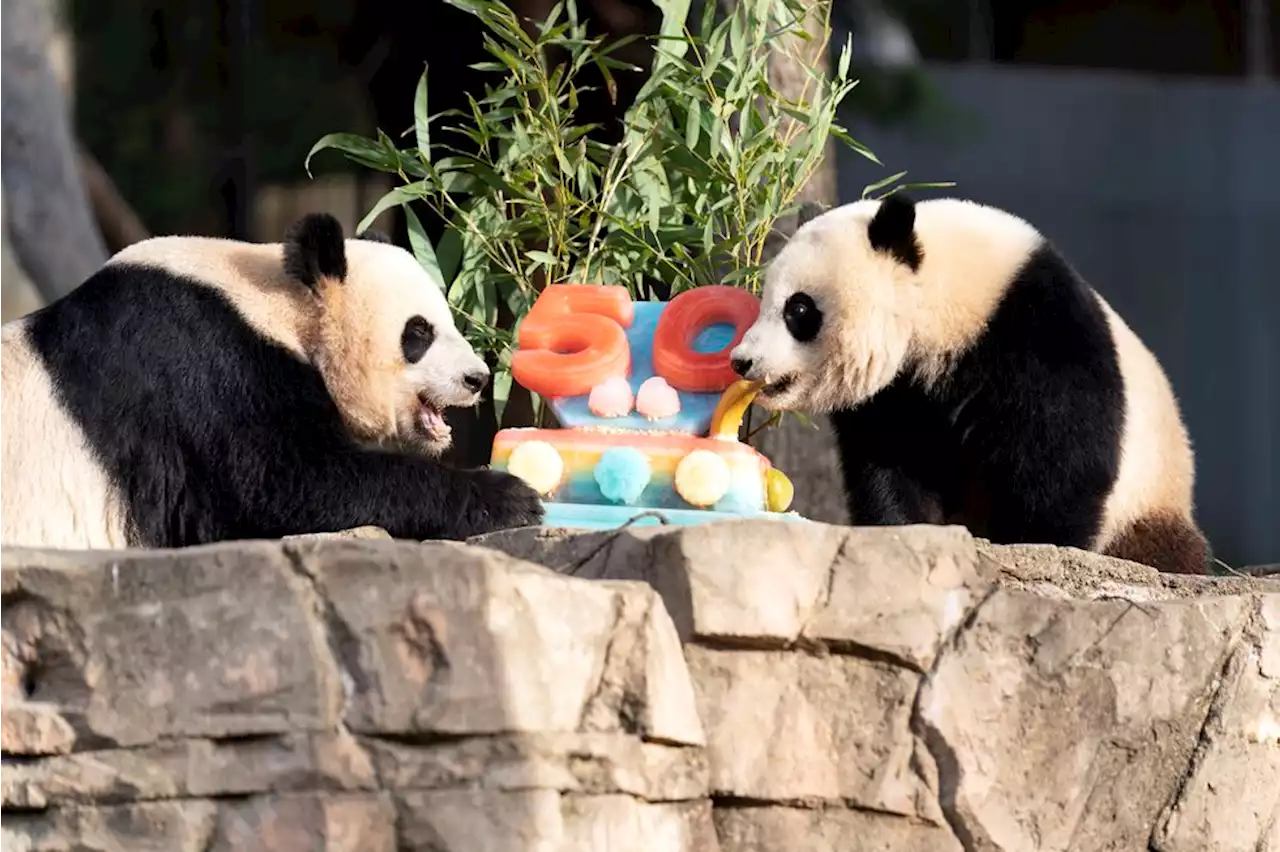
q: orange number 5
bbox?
[653,286,761,392]
[511,284,635,398]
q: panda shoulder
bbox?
[106,233,315,356]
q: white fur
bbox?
[1092,295,1196,552]
[1,320,130,548]
[735,198,1042,411]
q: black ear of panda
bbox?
[867,193,923,272]
[356,228,393,245]
[283,213,348,289]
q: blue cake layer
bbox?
[540,501,809,531]
[547,301,736,435]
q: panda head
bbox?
[729,194,926,413]
[730,194,1040,413]
[283,213,489,456]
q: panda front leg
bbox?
[831,404,948,527]
[836,458,947,526]
[259,449,545,541]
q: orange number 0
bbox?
[653,286,760,392]
[511,284,635,398]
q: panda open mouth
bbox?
[759,374,797,398]
[417,395,453,442]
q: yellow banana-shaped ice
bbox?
[765,468,794,513]
[709,379,764,440]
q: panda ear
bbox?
[355,228,393,245]
[867,193,923,272]
[283,213,348,290]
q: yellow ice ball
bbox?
[507,440,564,496]
[674,450,731,507]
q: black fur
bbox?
[401,316,435,364]
[831,241,1125,549]
[24,265,543,547]
[867,193,923,271]
[283,213,348,289]
[357,228,394,244]
[783,293,823,343]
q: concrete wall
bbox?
[837,63,1280,567]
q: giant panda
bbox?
[1,213,543,549]
[729,194,1210,574]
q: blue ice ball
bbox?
[594,447,652,505]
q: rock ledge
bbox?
[3,521,1276,852]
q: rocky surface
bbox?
[3,521,1276,851]
[478,521,1280,852]
[2,535,710,851]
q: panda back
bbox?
[1090,292,1197,547]
[1,317,130,548]
[107,235,311,357]
[18,256,347,546]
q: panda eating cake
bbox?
[489,283,803,530]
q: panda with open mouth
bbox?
[730,194,1210,575]
[1,213,543,549]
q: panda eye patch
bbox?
[401,316,435,364]
[783,293,822,342]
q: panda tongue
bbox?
[420,405,450,437]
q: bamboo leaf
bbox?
[413,68,431,154]
[836,33,853,81]
[861,171,908,200]
[403,205,447,292]
[526,250,560,267]
[436,225,464,284]
[305,133,398,177]
[355,183,427,235]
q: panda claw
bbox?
[467,468,545,535]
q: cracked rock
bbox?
[474,521,988,669]
[686,646,943,821]
[2,800,219,852]
[918,588,1252,851]
[363,731,708,801]
[2,793,394,852]
[1,544,343,748]
[291,539,703,745]
[394,789,719,852]
[210,792,395,852]
[1152,595,1280,852]
[2,732,376,809]
[4,528,1274,852]
[714,805,963,852]
[1,701,76,756]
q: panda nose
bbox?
[730,357,753,378]
[462,370,490,393]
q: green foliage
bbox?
[311,0,641,360]
[607,0,861,295]
[307,0,946,370]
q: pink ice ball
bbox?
[635,376,681,420]
[588,376,634,418]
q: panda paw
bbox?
[466,468,544,535]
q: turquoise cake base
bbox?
[540,501,810,531]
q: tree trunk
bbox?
[1,0,107,302]
[77,144,150,253]
[747,0,851,525]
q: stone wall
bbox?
[2,521,1277,851]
